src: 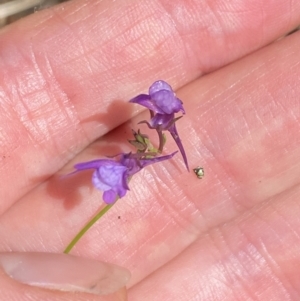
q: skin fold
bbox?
[0,0,300,300]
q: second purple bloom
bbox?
[130,80,189,170]
[74,151,177,204]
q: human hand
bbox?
[1,0,300,300]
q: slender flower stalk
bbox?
[64,203,114,254]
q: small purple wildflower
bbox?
[130,81,185,115]
[129,80,189,170]
[74,151,177,204]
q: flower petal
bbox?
[150,113,174,129]
[151,90,179,114]
[91,164,127,193]
[129,94,165,114]
[74,159,119,171]
[92,170,112,191]
[149,80,172,95]
[175,98,185,114]
[99,165,127,187]
[117,185,127,198]
[103,190,118,204]
[122,172,130,190]
[120,155,141,175]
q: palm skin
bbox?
[1,0,300,300]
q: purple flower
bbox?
[130,80,185,116]
[129,80,189,170]
[73,152,177,204]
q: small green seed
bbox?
[193,167,204,179]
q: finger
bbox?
[2,27,300,290]
[129,180,300,301]
[1,0,300,213]
[0,252,129,300]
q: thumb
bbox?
[0,252,130,301]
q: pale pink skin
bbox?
[0,0,300,301]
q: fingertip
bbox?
[0,252,131,297]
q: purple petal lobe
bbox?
[129,94,150,104]
[102,165,127,186]
[92,165,127,190]
[92,170,111,191]
[74,159,118,171]
[149,80,172,95]
[103,190,118,204]
[122,173,130,190]
[151,90,179,114]
[117,186,127,198]
[176,98,186,114]
[120,155,142,176]
[150,113,174,129]
[129,94,165,114]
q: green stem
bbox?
[63,203,115,254]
